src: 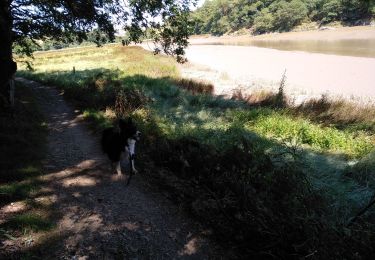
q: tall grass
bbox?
[19,45,374,157]
[17,44,375,258]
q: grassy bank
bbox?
[0,83,54,257]
[18,45,375,258]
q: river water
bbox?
[198,39,375,58]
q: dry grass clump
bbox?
[295,96,375,132]
[231,89,280,107]
[232,70,288,108]
[114,88,149,118]
[173,78,214,95]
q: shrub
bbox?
[273,0,308,31]
[253,8,275,34]
[144,134,323,258]
[173,78,214,95]
[321,0,343,23]
[114,88,149,118]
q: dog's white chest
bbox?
[127,139,136,155]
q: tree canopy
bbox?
[192,0,375,35]
[0,0,196,89]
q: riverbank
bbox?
[190,25,375,44]
[189,26,375,59]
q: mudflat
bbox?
[184,45,375,100]
[182,26,375,101]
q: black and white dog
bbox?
[101,118,141,178]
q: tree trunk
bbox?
[0,0,16,100]
[0,0,17,108]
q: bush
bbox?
[144,133,324,258]
[321,0,342,23]
[273,0,308,31]
[253,8,275,34]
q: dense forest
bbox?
[192,0,375,35]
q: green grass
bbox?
[5,213,54,233]
[16,44,375,258]
[18,45,374,158]
[0,180,41,201]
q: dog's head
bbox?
[119,117,141,141]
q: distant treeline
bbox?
[192,0,375,35]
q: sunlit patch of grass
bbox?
[4,212,54,233]
[20,45,179,79]
[0,180,41,201]
[246,111,373,158]
[82,109,112,131]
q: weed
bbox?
[275,69,287,108]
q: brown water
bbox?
[196,39,375,58]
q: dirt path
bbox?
[15,78,222,259]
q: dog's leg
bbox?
[127,139,138,174]
[130,156,137,174]
[110,162,116,173]
[115,160,122,175]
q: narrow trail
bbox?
[16,78,222,259]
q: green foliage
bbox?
[253,8,275,34]
[192,0,374,35]
[321,0,343,23]
[274,0,309,31]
